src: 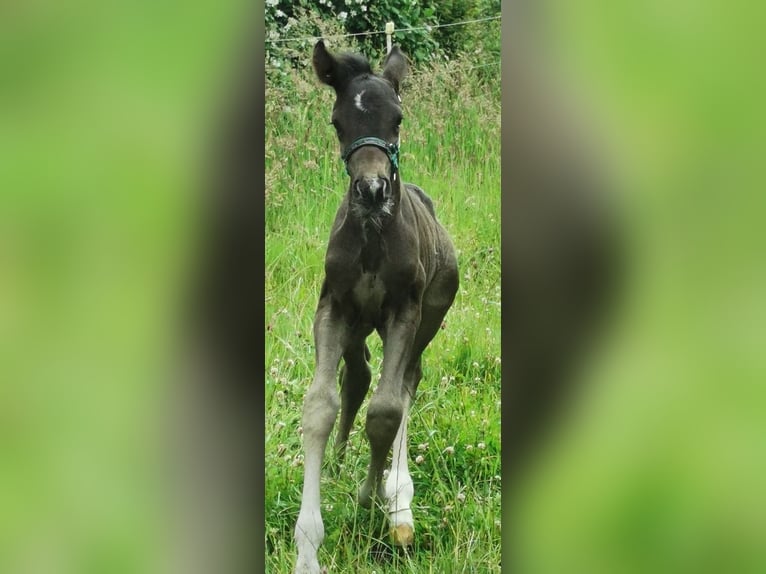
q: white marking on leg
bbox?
[295,419,328,574]
[294,327,343,574]
[385,400,414,545]
[354,90,367,112]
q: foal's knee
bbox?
[302,384,340,432]
[365,399,402,448]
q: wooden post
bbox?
[385,21,394,54]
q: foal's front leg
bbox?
[359,303,420,536]
[294,300,346,574]
[385,391,415,546]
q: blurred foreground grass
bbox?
[0,2,246,571]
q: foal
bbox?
[294,41,459,573]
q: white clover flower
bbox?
[457,492,466,503]
[466,444,473,451]
[339,11,348,20]
[477,442,486,450]
[266,0,278,6]
[443,446,455,455]
[275,9,286,18]
[418,443,428,451]
[415,455,425,464]
[360,5,367,11]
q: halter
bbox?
[341,137,400,177]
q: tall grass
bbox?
[265,53,501,572]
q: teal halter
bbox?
[341,137,400,176]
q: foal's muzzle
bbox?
[354,176,391,203]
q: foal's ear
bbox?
[313,40,336,87]
[382,46,408,95]
[313,40,372,92]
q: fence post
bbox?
[385,21,394,53]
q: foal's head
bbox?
[313,40,408,215]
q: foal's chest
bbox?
[351,271,387,321]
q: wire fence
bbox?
[265,14,501,46]
[266,13,501,76]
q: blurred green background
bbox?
[514,1,766,573]
[0,1,250,571]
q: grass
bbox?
[265,53,501,572]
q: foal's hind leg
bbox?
[294,300,346,574]
[334,343,371,463]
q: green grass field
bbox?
[265,55,502,572]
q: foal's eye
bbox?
[331,119,342,135]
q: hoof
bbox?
[390,523,414,547]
